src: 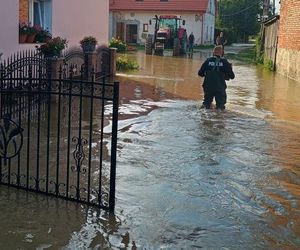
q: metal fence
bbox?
[0,51,119,211]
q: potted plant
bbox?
[36,36,68,58]
[26,25,40,43]
[80,36,98,53]
[19,22,29,43]
[35,29,52,43]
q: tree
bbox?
[216,0,262,42]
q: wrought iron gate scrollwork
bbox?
[71,136,88,174]
[0,50,119,212]
[0,116,24,164]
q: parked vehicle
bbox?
[145,15,187,56]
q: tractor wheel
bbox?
[154,48,164,56]
[173,38,180,56]
[145,35,153,55]
[154,42,164,56]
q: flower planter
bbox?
[37,37,67,59]
[19,34,28,43]
[81,43,96,54]
[26,34,36,43]
[43,51,62,59]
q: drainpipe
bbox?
[201,14,204,45]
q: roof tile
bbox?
[110,0,209,12]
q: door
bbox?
[126,24,138,44]
[116,22,125,41]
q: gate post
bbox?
[109,48,117,76]
[109,81,119,212]
[84,52,97,81]
[46,58,64,103]
[46,57,64,79]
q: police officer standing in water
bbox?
[198,45,235,110]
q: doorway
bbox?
[126,24,138,44]
[116,22,125,41]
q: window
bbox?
[29,0,52,32]
[143,24,148,32]
[160,0,168,2]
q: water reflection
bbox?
[1,50,300,249]
[125,51,300,124]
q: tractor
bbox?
[145,15,188,56]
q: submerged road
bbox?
[0,49,300,249]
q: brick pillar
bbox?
[110,48,117,76]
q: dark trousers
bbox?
[203,88,227,109]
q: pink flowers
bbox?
[36,37,68,56]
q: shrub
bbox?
[255,35,264,64]
[116,55,139,71]
[109,37,127,53]
[264,59,274,71]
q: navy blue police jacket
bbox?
[198,56,235,90]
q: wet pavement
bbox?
[1,50,300,249]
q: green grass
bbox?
[263,58,274,71]
[194,44,215,49]
[225,47,256,64]
[132,45,145,51]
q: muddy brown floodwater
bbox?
[0,50,300,249]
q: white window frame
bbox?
[29,0,52,32]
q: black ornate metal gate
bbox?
[0,51,119,211]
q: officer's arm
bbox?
[224,60,235,79]
[198,61,207,77]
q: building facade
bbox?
[0,0,109,58]
[276,0,300,82]
[109,0,216,45]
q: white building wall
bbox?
[180,13,204,45]
[203,0,215,44]
[110,11,215,45]
[110,11,155,43]
[203,13,215,44]
[0,0,109,59]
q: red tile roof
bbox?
[110,0,209,13]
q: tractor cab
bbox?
[146,14,187,55]
[155,15,185,48]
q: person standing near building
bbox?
[198,45,234,110]
[188,32,195,53]
[216,31,227,53]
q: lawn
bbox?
[225,47,256,64]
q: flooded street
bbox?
[1,50,300,249]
